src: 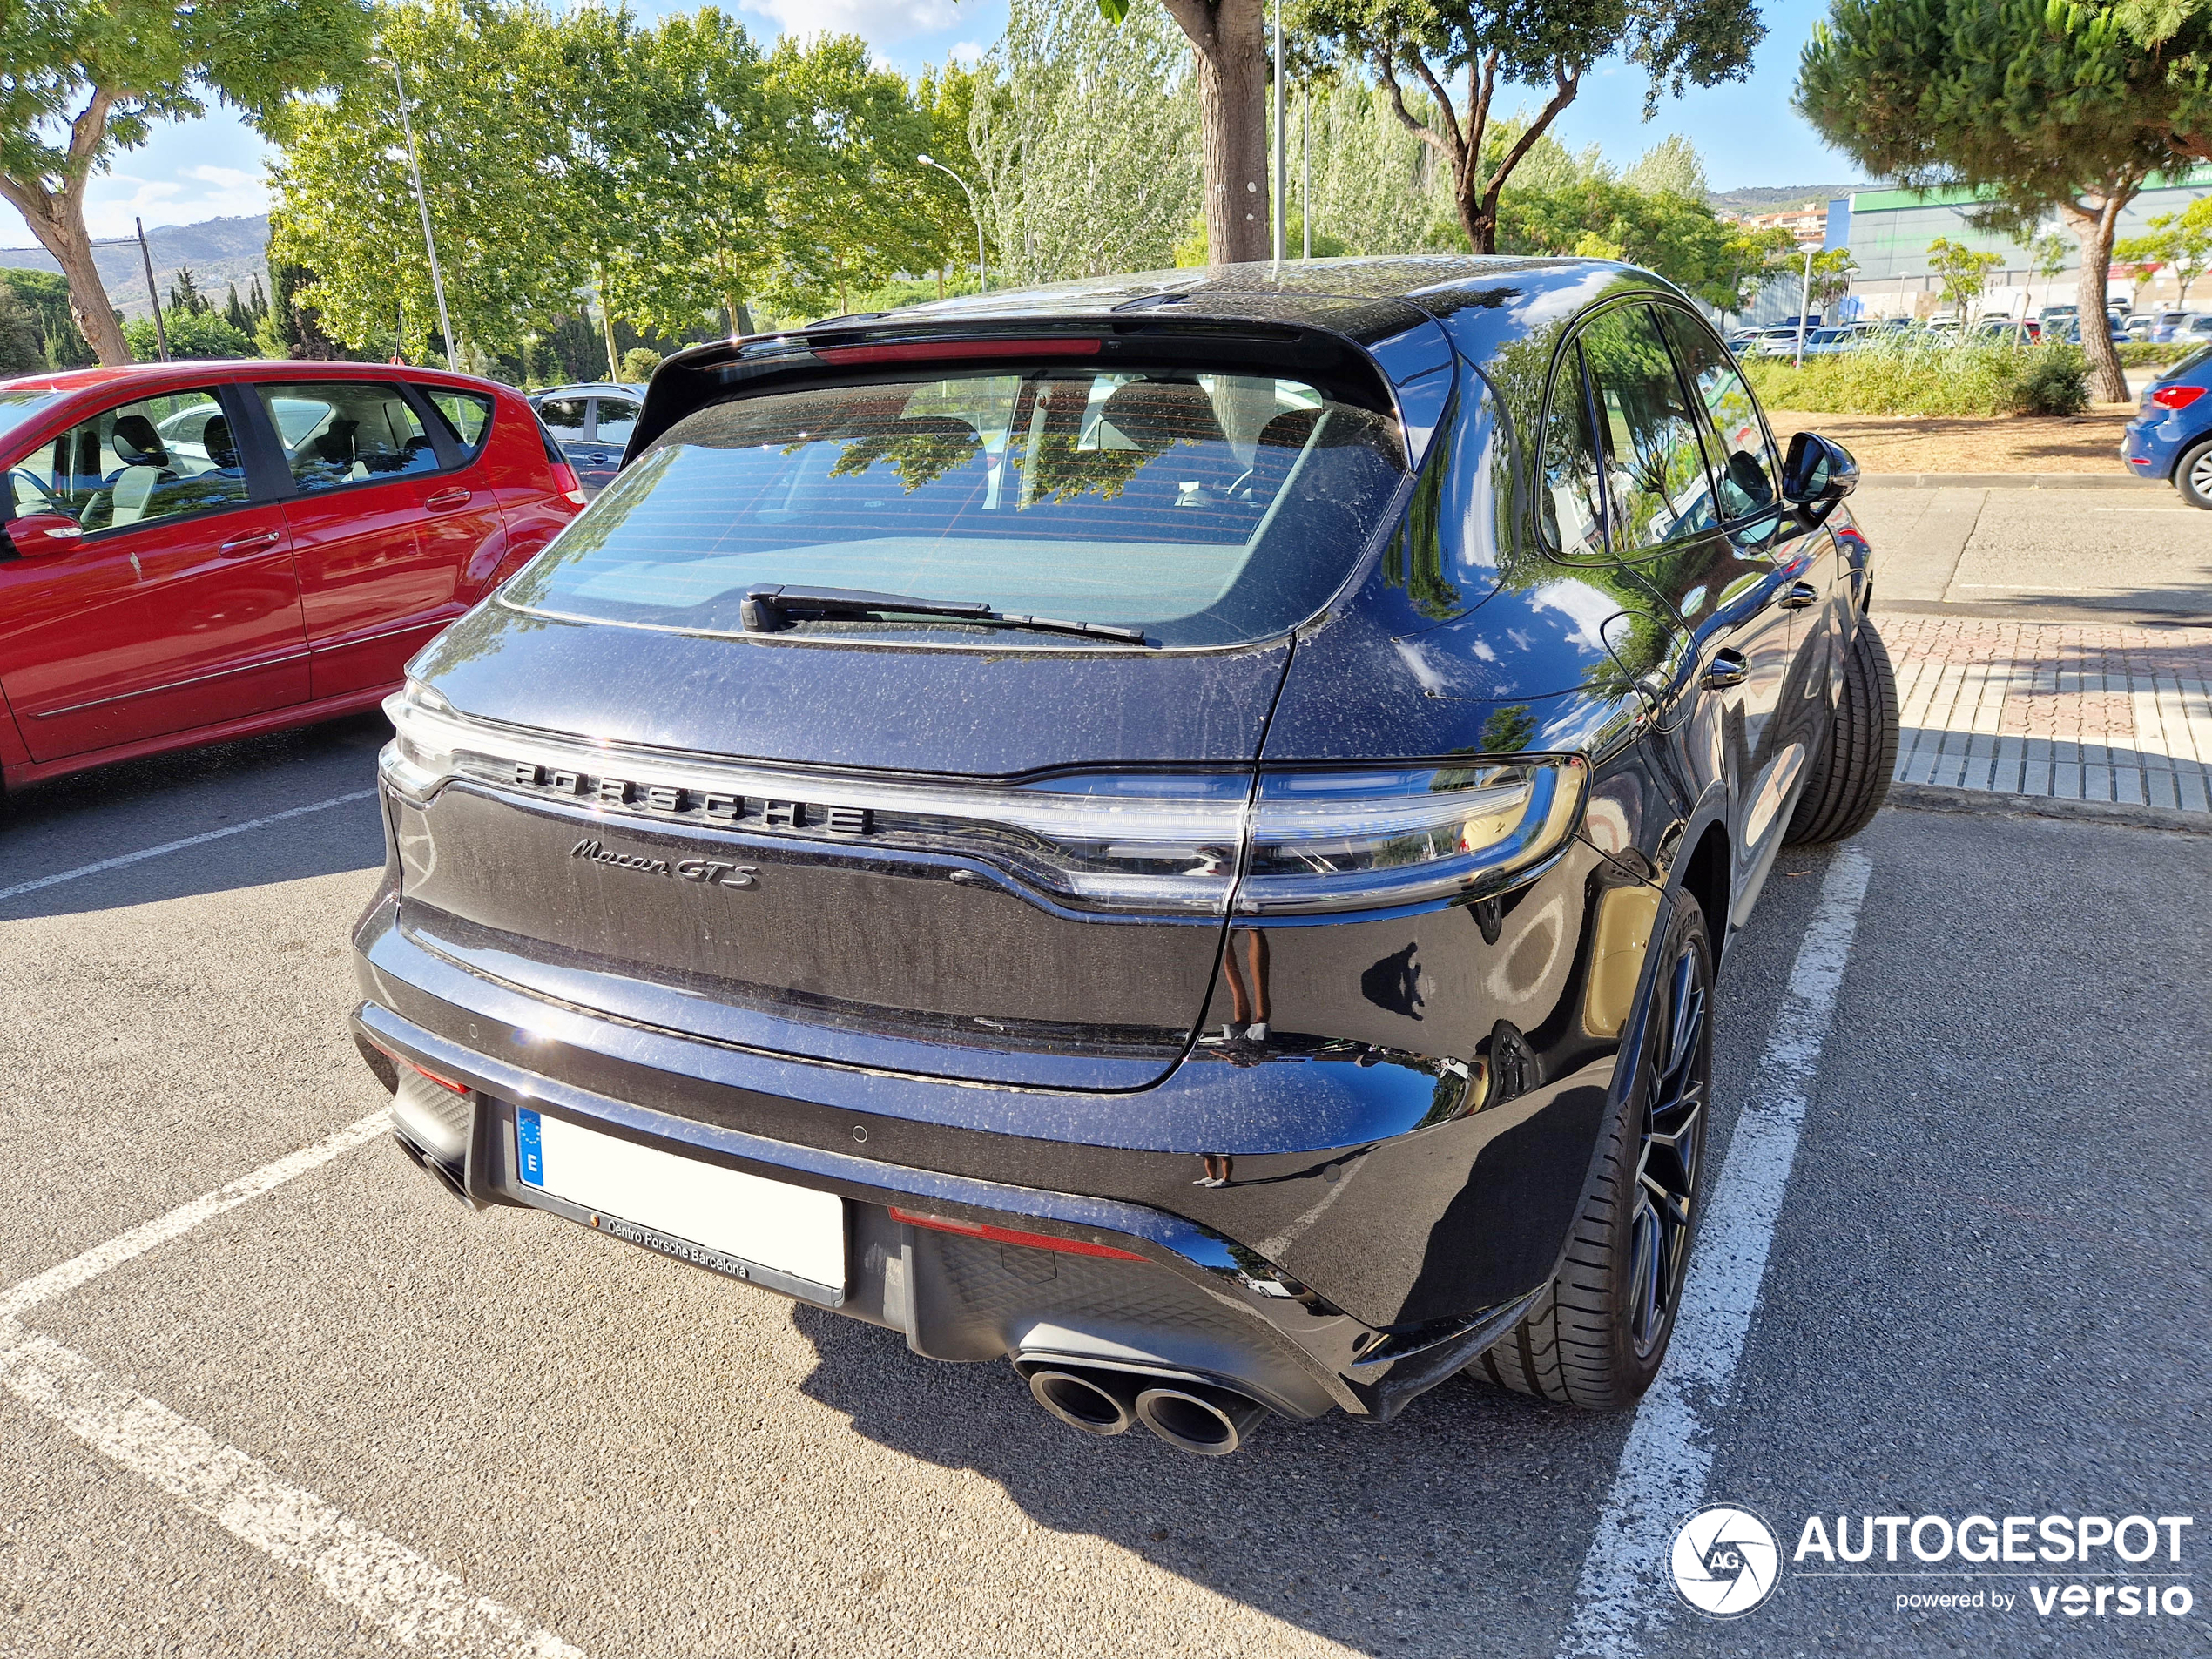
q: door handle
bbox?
[425,487,471,510]
[587,454,612,467]
[1703,648,1750,689]
[218,529,282,555]
[1779,581,1820,610]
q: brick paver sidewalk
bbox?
[1880,616,2212,813]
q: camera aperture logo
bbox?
[1670,1505,1781,1618]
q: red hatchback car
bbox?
[0,361,583,792]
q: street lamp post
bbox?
[383,55,456,369]
[1272,0,1285,267]
[918,154,987,293]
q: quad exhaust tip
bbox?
[1134,1383,1266,1456]
[1028,1367,1137,1436]
[1027,1364,1267,1455]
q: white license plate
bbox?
[516,1108,845,1294]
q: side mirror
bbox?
[3,511,84,556]
[1779,431,1859,524]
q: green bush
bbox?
[1742,338,2091,417]
[122,309,253,361]
[2117,341,2188,368]
[619,347,663,382]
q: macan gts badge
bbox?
[353,255,1898,1455]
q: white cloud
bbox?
[738,0,960,43]
[81,163,268,241]
[944,38,986,64]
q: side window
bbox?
[538,397,588,442]
[1541,344,1608,560]
[1579,303,1718,556]
[256,381,442,492]
[1659,308,1781,526]
[423,388,495,460]
[34,388,249,533]
[592,397,640,447]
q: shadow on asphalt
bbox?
[788,1303,1618,1655]
[0,711,389,920]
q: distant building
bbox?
[1838,169,2212,318]
[1723,206,1827,246]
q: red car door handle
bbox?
[425,487,471,510]
[218,529,282,555]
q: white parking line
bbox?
[0,1113,587,1659]
[1558,846,1875,1658]
[0,788,375,904]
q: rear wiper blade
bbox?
[741,584,1151,645]
[987,612,1152,645]
[741,585,991,631]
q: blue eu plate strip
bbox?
[516,1107,545,1187]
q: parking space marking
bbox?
[0,1326,584,1659]
[1559,846,1875,1658]
[0,1109,390,1320]
[0,1112,586,1658]
[0,787,374,904]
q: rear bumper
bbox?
[354,990,1546,1422]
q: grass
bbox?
[1741,339,2089,418]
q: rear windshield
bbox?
[499,367,1406,648]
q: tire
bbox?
[1783,618,1899,846]
[2176,436,2212,510]
[1479,901,1712,1408]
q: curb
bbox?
[1884,781,2212,834]
[1857,473,2156,490]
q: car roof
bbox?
[530,382,645,399]
[0,359,516,401]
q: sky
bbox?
[13,0,1858,248]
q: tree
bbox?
[0,266,91,366]
[1925,237,2002,320]
[1103,0,1272,264]
[2116,197,2212,304]
[266,0,582,359]
[223,280,253,335]
[1799,0,2185,401]
[1498,176,1790,312]
[1294,0,1763,253]
[974,0,1203,284]
[0,283,41,374]
[0,0,373,365]
[1806,246,1857,318]
[166,264,209,315]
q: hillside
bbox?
[1709,185,1865,214]
[0,215,270,318]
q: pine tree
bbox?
[246,273,268,323]
[167,265,210,315]
[224,281,252,334]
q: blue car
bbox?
[2121,346,2212,505]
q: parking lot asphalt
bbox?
[3,723,2207,1658]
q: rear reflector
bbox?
[2151,384,2205,409]
[817,338,1103,366]
[550,459,588,503]
[404,1058,470,1096]
[889,1205,1146,1261]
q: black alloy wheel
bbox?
[1627,940,1708,1358]
[1480,900,1714,1407]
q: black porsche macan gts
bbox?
[352,257,1896,1455]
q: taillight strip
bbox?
[889,1205,1146,1261]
